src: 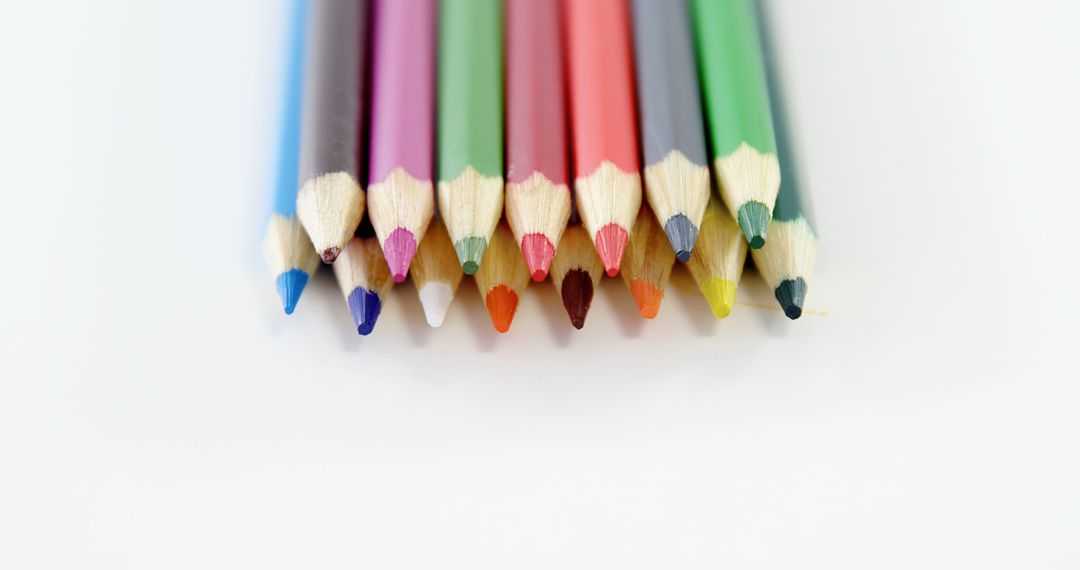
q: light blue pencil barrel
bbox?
[262,0,320,314]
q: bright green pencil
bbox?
[437,0,504,274]
[691,0,779,249]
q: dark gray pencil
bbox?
[296,0,368,264]
[630,0,711,262]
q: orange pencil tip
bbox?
[630,278,663,319]
[485,285,519,333]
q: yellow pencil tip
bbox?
[701,278,737,319]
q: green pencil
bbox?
[437,0,504,274]
[690,0,779,249]
[750,1,819,319]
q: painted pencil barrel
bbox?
[690,0,780,249]
[295,0,368,264]
[563,0,643,276]
[750,2,818,320]
[263,0,319,315]
[367,0,436,282]
[631,0,711,263]
[505,0,571,281]
[437,0,504,275]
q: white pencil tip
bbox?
[417,282,454,327]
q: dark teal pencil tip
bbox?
[664,214,698,263]
[775,278,807,320]
[276,269,309,315]
[737,201,770,249]
[347,287,382,335]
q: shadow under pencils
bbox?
[533,277,575,348]
[597,277,646,338]
[458,276,499,353]
[394,278,433,348]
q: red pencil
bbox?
[562,0,643,276]
[505,0,572,282]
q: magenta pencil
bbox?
[367,0,437,282]
[505,0,572,282]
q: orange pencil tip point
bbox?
[630,278,663,319]
[485,285,519,333]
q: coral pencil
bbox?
[686,195,747,319]
[750,4,818,320]
[549,225,604,330]
[409,218,464,327]
[262,0,320,315]
[333,224,393,336]
[437,0,504,275]
[368,0,436,283]
[295,0,368,264]
[505,0,571,282]
[473,222,530,333]
[630,0,710,263]
[691,0,779,249]
[620,206,676,319]
[563,0,643,276]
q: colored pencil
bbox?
[687,195,748,318]
[473,222,530,333]
[437,0,504,275]
[630,0,710,263]
[563,0,643,276]
[549,225,604,329]
[620,206,676,319]
[505,0,572,282]
[333,226,393,336]
[409,218,464,327]
[262,0,320,315]
[691,0,780,249]
[295,0,367,264]
[367,0,436,283]
[750,5,818,320]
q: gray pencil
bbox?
[296,0,368,264]
[630,0,711,262]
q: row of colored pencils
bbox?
[262,0,818,335]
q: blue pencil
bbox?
[262,0,320,314]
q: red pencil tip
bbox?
[630,278,663,319]
[484,285,519,333]
[594,223,628,276]
[383,228,417,283]
[521,234,555,282]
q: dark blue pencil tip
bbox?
[664,214,698,263]
[276,269,310,315]
[347,287,383,336]
[775,278,807,320]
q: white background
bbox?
[1,0,1078,568]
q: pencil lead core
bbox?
[775,278,807,320]
[663,214,699,263]
[276,269,310,315]
[737,201,770,249]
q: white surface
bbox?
[1,0,1078,568]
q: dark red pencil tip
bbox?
[561,269,594,330]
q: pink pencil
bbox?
[367,0,436,282]
[505,0,572,282]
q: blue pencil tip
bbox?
[276,269,310,315]
[347,287,383,336]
